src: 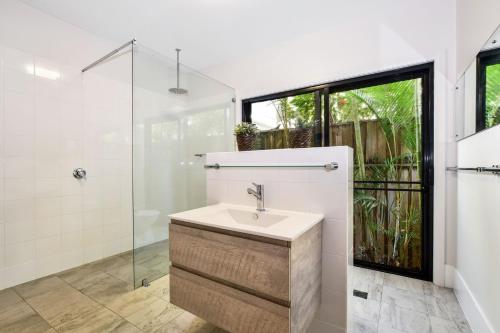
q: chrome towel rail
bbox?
[446,165,500,174]
[204,162,339,171]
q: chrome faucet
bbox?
[247,182,265,212]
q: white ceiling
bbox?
[19,0,381,70]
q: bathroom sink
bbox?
[169,203,324,240]
[215,208,287,228]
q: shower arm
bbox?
[176,48,180,90]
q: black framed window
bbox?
[476,48,500,132]
[242,63,434,281]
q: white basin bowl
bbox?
[214,208,287,228]
[169,203,324,241]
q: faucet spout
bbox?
[247,183,265,212]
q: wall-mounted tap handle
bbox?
[73,168,87,179]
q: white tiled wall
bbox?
[0,44,133,290]
[206,147,353,333]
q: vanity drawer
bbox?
[171,267,290,333]
[169,222,290,303]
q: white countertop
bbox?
[168,203,324,241]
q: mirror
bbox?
[456,24,500,140]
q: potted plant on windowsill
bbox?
[289,117,316,148]
[234,122,259,151]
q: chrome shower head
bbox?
[168,87,188,94]
[169,48,188,95]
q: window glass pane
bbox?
[485,63,500,128]
[329,79,423,183]
[250,92,317,149]
[329,78,424,272]
[245,73,430,276]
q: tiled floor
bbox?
[349,266,472,333]
[133,240,170,288]
[0,242,225,333]
[0,247,472,333]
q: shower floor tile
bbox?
[0,242,226,333]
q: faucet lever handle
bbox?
[252,182,262,189]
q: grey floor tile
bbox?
[351,296,381,322]
[377,324,405,332]
[109,321,142,332]
[15,276,124,332]
[0,288,23,309]
[404,278,427,296]
[0,240,217,333]
[54,306,126,333]
[379,302,431,333]
[429,316,459,333]
[0,300,54,333]
[14,276,66,300]
[454,321,473,333]
[382,273,408,290]
[1,245,475,333]
[350,268,471,333]
[381,286,428,314]
[423,283,455,301]
[81,274,156,318]
[153,311,215,333]
[444,297,472,332]
[58,264,111,290]
[383,274,425,295]
[425,295,451,320]
[125,298,184,332]
[350,315,378,333]
[145,274,170,301]
[352,266,384,285]
[89,254,134,284]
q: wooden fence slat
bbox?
[257,119,422,271]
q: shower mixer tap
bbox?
[73,168,87,179]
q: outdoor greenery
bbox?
[332,79,423,270]
[233,122,259,136]
[486,63,500,128]
[263,79,423,270]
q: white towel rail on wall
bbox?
[446,165,500,174]
[204,162,339,171]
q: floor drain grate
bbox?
[353,289,368,299]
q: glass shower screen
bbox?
[132,44,235,288]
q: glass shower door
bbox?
[132,44,235,288]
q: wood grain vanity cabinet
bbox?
[169,219,322,333]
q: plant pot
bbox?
[236,134,257,151]
[289,128,313,148]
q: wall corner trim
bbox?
[453,267,495,333]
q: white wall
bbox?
[0,0,133,289]
[202,0,457,286]
[456,0,500,76]
[0,0,237,289]
[206,147,353,333]
[455,126,500,333]
[453,1,500,332]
